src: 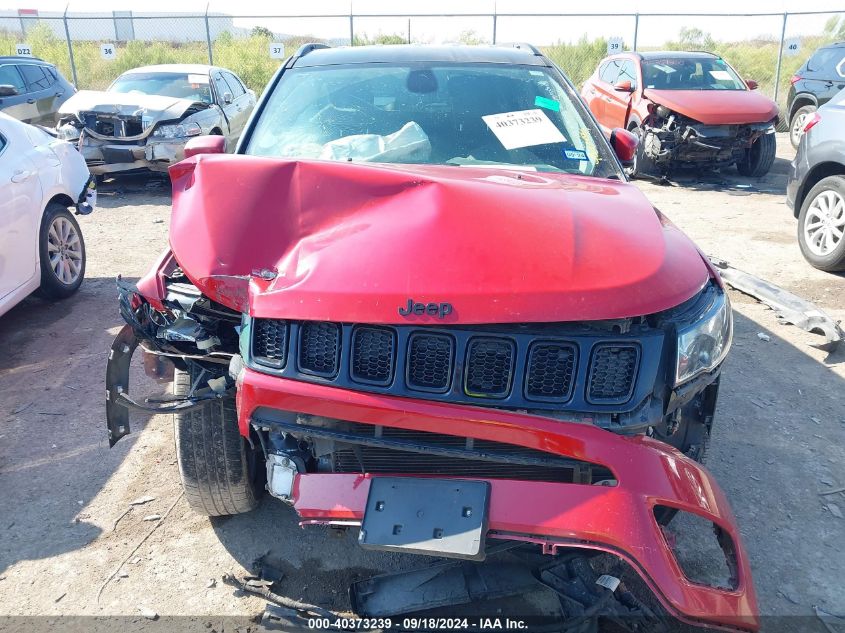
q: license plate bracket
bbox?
[359,478,490,560]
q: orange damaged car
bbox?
[582,51,779,178]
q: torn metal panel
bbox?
[710,258,844,351]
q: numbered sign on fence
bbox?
[607,37,623,54]
[15,43,32,56]
[784,37,801,57]
[269,43,285,59]
[100,43,116,60]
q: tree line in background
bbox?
[1,15,843,108]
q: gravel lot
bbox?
[1,133,843,630]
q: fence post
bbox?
[204,3,213,65]
[773,12,788,105]
[632,13,639,51]
[492,2,497,44]
[349,14,354,46]
[62,5,78,88]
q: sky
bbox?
[1,0,842,46]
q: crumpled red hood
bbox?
[643,89,779,125]
[168,156,708,323]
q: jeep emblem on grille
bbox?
[399,299,453,319]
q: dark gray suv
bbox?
[0,57,75,125]
[787,88,845,271]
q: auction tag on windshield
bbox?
[15,43,32,56]
[270,43,285,59]
[709,70,732,81]
[607,37,623,54]
[483,109,566,150]
[188,74,209,84]
[100,43,116,60]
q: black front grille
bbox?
[250,319,651,412]
[465,338,515,398]
[324,422,612,484]
[525,342,576,401]
[588,344,640,403]
[252,318,288,368]
[298,322,341,378]
[406,333,454,392]
[351,326,395,385]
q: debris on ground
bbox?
[710,258,845,352]
[129,495,156,506]
[54,592,66,603]
[825,503,843,519]
[820,487,845,496]
[112,507,132,532]
[138,606,158,620]
[142,514,161,522]
[206,578,216,588]
[757,332,771,342]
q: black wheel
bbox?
[736,132,776,177]
[797,175,845,272]
[789,104,816,149]
[174,367,262,516]
[37,202,85,300]
[625,124,655,179]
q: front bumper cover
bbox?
[238,367,759,632]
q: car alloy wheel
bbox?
[47,215,83,285]
[791,113,808,146]
[803,189,845,257]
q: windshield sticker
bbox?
[563,148,588,161]
[709,70,732,81]
[652,64,676,74]
[534,95,560,112]
[482,109,566,150]
[188,74,209,84]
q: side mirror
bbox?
[609,128,638,166]
[184,135,226,158]
[222,91,233,104]
[0,84,19,97]
[613,79,634,93]
[745,79,758,90]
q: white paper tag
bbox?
[653,63,676,74]
[482,109,566,150]
[269,43,285,59]
[15,43,32,56]
[596,574,621,592]
[187,74,209,84]
[100,43,116,60]
[709,70,732,81]
[607,37,623,54]
[784,37,801,57]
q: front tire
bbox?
[625,124,656,179]
[736,132,776,177]
[38,203,85,300]
[174,367,262,516]
[789,105,816,149]
[797,175,845,272]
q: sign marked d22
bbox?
[100,43,116,60]
[269,43,285,59]
[15,43,32,56]
[607,37,623,54]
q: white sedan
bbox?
[0,112,95,318]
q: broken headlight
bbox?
[675,290,732,385]
[152,122,202,138]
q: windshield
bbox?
[245,63,619,178]
[109,72,213,103]
[642,58,746,91]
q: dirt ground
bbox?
[1,133,843,631]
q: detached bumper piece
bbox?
[239,369,759,631]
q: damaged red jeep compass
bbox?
[106,44,756,630]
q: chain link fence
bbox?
[0,8,842,110]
